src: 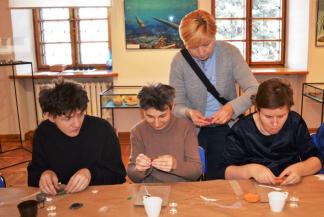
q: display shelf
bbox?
[301,83,324,124]
[103,100,139,108]
[100,86,142,127]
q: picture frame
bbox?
[316,0,324,46]
[124,0,197,49]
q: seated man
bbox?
[28,79,126,194]
[127,83,202,183]
[224,78,322,185]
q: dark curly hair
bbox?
[251,78,294,110]
[137,83,175,111]
[38,78,89,117]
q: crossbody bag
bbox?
[180,48,229,105]
[180,48,243,120]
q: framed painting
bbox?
[316,0,324,46]
[124,0,197,49]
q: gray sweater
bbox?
[169,41,259,126]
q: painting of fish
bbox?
[316,0,324,46]
[124,0,197,49]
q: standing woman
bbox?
[169,9,259,180]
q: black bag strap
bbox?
[180,48,228,105]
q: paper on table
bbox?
[229,180,243,196]
[133,185,171,206]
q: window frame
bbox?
[212,0,287,67]
[33,7,111,70]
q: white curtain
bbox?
[9,0,111,8]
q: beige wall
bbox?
[308,0,324,82]
[302,0,324,128]
[0,0,21,135]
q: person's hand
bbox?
[65,168,91,193]
[187,109,210,127]
[151,155,177,172]
[39,170,60,195]
[278,163,302,185]
[135,153,152,172]
[209,103,234,125]
[248,164,276,184]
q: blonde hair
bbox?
[179,10,216,49]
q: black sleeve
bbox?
[224,126,249,166]
[88,122,126,185]
[27,127,49,187]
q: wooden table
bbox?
[1,175,324,217]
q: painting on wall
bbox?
[316,0,324,46]
[124,0,197,49]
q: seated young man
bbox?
[224,78,322,185]
[28,79,126,195]
[127,83,202,183]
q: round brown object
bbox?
[112,95,123,106]
[124,95,138,106]
[243,192,260,203]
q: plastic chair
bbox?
[311,133,318,146]
[311,127,324,174]
[199,146,206,180]
[0,175,6,188]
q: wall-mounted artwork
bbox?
[316,0,324,46]
[124,0,197,49]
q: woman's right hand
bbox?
[248,164,276,184]
[39,170,60,195]
[187,109,210,127]
[135,153,152,172]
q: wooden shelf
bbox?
[10,70,118,79]
[100,86,142,127]
[251,67,308,75]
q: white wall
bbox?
[9,0,111,8]
[286,0,309,69]
[11,9,36,72]
[10,9,37,137]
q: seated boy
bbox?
[127,83,201,183]
[28,79,126,194]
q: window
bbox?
[33,7,110,70]
[212,0,286,66]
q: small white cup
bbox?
[143,196,162,217]
[268,191,289,212]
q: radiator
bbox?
[34,80,112,124]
